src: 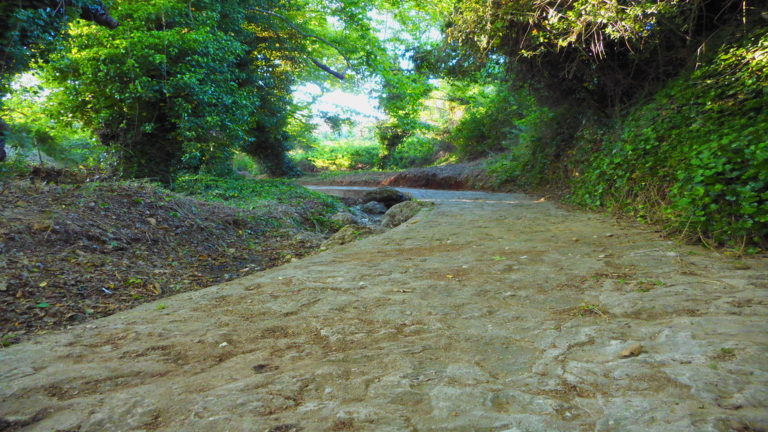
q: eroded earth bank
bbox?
[1,188,767,432]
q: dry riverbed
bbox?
[1,188,766,431]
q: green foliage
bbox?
[0,156,31,180]
[0,2,87,85]
[173,174,344,232]
[172,174,342,216]
[2,73,108,167]
[383,135,437,169]
[232,152,263,176]
[291,139,383,171]
[447,0,759,108]
[484,150,529,188]
[571,30,768,247]
[291,133,439,171]
[2,0,452,178]
[449,80,553,184]
[376,78,433,157]
[44,1,259,181]
[376,121,414,156]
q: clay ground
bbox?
[1,188,767,432]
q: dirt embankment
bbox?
[300,161,500,191]
[0,180,329,342]
[381,162,497,190]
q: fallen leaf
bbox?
[619,344,644,358]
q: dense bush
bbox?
[291,139,383,171]
[291,134,442,172]
[383,135,437,169]
[448,0,756,110]
[571,30,767,248]
[0,157,30,180]
[450,84,550,162]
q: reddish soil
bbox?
[300,162,499,191]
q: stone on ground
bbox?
[361,201,388,215]
[381,200,432,228]
[362,187,411,208]
[321,225,375,249]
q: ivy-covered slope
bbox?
[569,29,767,249]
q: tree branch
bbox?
[251,7,350,79]
[310,58,346,80]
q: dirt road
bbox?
[2,188,767,431]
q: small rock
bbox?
[619,344,644,358]
[252,363,278,374]
[331,212,362,226]
[382,201,432,228]
[321,226,375,249]
[361,201,388,215]
[362,187,411,208]
[219,342,229,348]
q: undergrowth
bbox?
[171,174,343,231]
[290,135,439,172]
[570,29,767,249]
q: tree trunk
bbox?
[98,112,182,184]
[243,127,300,178]
[0,117,8,162]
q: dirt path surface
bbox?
[2,188,767,432]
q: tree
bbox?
[38,0,377,180]
[0,0,118,162]
[447,0,763,109]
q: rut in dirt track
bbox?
[1,187,766,432]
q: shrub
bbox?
[384,135,437,169]
[450,84,549,161]
[0,156,31,180]
[290,139,382,171]
[571,30,768,248]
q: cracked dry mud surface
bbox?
[1,188,767,432]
